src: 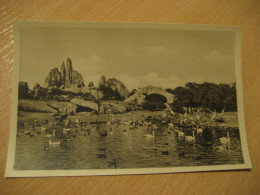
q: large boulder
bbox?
[18,100,58,113]
[47,101,77,113]
[101,101,130,114]
[71,98,98,111]
[125,86,175,104]
[106,78,129,98]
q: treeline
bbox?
[167,82,237,113]
[18,82,126,102]
[18,82,81,101]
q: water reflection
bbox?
[15,118,244,170]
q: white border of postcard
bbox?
[5,22,252,177]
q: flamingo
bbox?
[185,131,195,142]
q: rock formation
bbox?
[45,58,85,88]
[125,86,175,104]
[60,62,66,83]
[98,75,107,88]
[106,78,129,98]
[98,76,129,98]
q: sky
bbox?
[19,24,236,90]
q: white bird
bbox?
[41,127,47,133]
[44,134,52,138]
[49,140,60,145]
[219,108,225,116]
[144,130,155,139]
[185,131,195,142]
[49,130,60,145]
[178,131,185,139]
[196,126,203,134]
[219,131,230,145]
[168,123,174,130]
[63,128,70,134]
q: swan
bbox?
[49,130,60,145]
[49,140,61,145]
[196,126,203,134]
[63,128,70,134]
[144,130,155,138]
[219,131,230,145]
[168,123,174,129]
[185,131,195,142]
[41,127,47,133]
[178,131,184,138]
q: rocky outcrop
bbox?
[60,62,66,83]
[45,58,85,89]
[98,76,129,98]
[18,100,78,113]
[102,101,130,114]
[71,98,98,111]
[98,75,106,88]
[47,101,77,113]
[18,100,58,113]
[125,86,175,104]
[106,78,129,98]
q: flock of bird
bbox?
[19,110,231,157]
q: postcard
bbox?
[5,22,252,177]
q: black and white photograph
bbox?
[6,22,251,177]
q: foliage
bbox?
[18,82,32,99]
[99,86,124,101]
[167,82,237,112]
[143,93,167,111]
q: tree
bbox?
[33,83,48,100]
[90,89,104,113]
[88,81,94,87]
[18,82,31,99]
[143,93,167,111]
[167,82,237,113]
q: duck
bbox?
[219,131,230,145]
[185,131,195,142]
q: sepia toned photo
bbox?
[6,22,251,177]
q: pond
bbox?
[14,114,244,170]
